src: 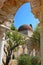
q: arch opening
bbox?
[14,2,39,30]
[12,2,40,57]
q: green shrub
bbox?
[18,54,31,65]
[18,54,41,65]
[31,56,41,65]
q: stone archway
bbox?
[0,0,41,25]
[0,0,43,65]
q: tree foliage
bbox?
[30,26,40,50]
[3,22,27,65]
[11,24,16,30]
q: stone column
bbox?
[0,24,9,65]
[22,45,25,54]
[0,40,2,65]
[0,29,4,65]
[40,8,43,65]
[32,49,35,56]
[40,22,43,65]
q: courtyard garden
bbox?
[2,22,40,65]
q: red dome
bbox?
[18,24,33,31]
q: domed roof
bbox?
[18,24,33,31]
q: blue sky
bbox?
[14,3,39,30]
